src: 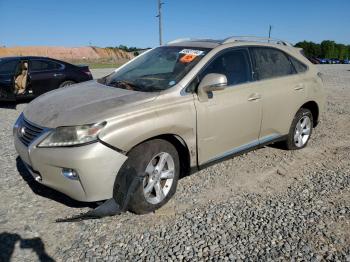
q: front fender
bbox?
[98,94,197,167]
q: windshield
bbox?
[100,46,210,92]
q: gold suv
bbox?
[13,37,325,213]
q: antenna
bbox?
[268,25,272,40]
[156,0,164,46]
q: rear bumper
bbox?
[14,128,127,202]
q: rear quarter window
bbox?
[289,56,308,73]
[250,47,294,80]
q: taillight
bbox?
[82,69,92,76]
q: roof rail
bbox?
[167,38,196,45]
[222,36,293,46]
[167,38,221,45]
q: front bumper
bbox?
[14,123,128,202]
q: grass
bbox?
[87,63,122,69]
[65,59,125,69]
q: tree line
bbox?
[108,41,350,60]
[295,41,350,59]
[106,45,150,52]
[106,45,151,56]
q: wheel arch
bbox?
[300,101,319,127]
[128,134,191,179]
[61,79,76,84]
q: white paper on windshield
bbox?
[179,49,205,56]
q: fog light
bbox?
[62,168,79,180]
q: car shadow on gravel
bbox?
[16,157,96,209]
[0,232,55,262]
[0,100,32,110]
[0,102,17,109]
[266,144,288,150]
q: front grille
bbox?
[18,117,45,146]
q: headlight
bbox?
[38,122,106,147]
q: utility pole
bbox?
[156,0,164,46]
[268,25,272,39]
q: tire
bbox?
[116,139,180,214]
[285,108,313,150]
[59,80,75,88]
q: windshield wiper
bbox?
[148,86,165,91]
[108,80,142,91]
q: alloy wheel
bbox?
[294,115,311,147]
[143,152,175,204]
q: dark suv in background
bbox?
[0,56,92,101]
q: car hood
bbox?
[23,80,159,128]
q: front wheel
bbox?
[285,108,313,150]
[116,139,180,214]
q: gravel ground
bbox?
[0,65,349,261]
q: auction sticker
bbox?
[179,49,205,56]
[180,54,197,63]
[179,49,205,63]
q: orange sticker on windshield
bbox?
[180,54,197,63]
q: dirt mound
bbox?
[0,46,134,63]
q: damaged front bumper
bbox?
[13,118,128,202]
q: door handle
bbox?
[248,93,261,101]
[294,84,305,91]
[53,73,63,77]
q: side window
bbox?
[48,60,62,70]
[0,60,19,74]
[30,60,61,72]
[289,56,307,73]
[200,49,252,86]
[251,47,294,80]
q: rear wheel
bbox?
[116,139,180,214]
[285,108,313,150]
[59,80,75,88]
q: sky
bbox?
[0,0,349,48]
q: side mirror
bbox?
[198,73,227,101]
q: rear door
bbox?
[249,47,307,141]
[195,48,263,165]
[28,59,65,96]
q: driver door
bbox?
[194,48,263,165]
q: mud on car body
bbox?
[13,37,325,214]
